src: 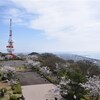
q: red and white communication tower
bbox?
[6,19,14,54]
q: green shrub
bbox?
[12,84,22,94]
[10,95,17,100]
[0,89,4,97]
[1,88,7,93]
[46,76,54,83]
[1,76,7,80]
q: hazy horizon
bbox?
[15,51,100,60]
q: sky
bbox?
[0,0,100,54]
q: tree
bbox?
[83,75,100,100]
[76,60,100,77]
[60,68,87,100]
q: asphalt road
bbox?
[16,71,50,86]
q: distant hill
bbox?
[39,53,66,64]
[56,53,100,66]
[28,52,100,66]
[28,52,40,55]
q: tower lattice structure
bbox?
[6,19,14,54]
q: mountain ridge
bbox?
[56,53,100,66]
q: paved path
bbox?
[16,71,50,86]
[22,84,64,100]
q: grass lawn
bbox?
[16,66,27,72]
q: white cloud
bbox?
[6,0,100,51]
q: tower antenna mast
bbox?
[6,19,14,54]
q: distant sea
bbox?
[65,52,100,60]
[55,52,100,60]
